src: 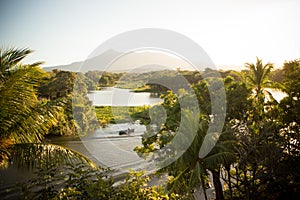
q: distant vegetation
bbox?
[1,47,299,199]
[135,58,300,200]
[95,106,150,126]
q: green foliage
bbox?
[221,58,300,200]
[224,76,250,121]
[270,68,284,83]
[95,106,150,125]
[38,70,99,136]
[97,71,123,87]
[245,57,273,92]
[159,91,181,131]
[0,48,59,143]
[245,58,275,111]
[39,70,76,99]
[134,62,300,199]
[2,47,300,199]
[135,78,235,199]
[80,71,99,90]
[281,59,300,97]
[11,143,96,169]
[18,162,113,200]
[219,70,243,81]
[0,47,97,174]
[16,164,179,200]
[0,48,62,168]
[112,170,179,200]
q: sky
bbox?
[1,0,300,70]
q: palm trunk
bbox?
[212,169,225,200]
[200,174,208,200]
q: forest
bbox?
[0,47,299,199]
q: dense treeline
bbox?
[37,69,99,136]
[0,47,299,199]
[0,48,181,199]
[135,58,300,199]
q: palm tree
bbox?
[134,81,235,199]
[245,57,274,103]
[0,48,51,142]
[166,111,235,200]
[0,48,94,168]
[244,57,275,121]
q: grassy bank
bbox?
[95,106,150,126]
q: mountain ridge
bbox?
[43,49,204,73]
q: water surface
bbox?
[87,87,162,106]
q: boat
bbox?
[119,128,135,135]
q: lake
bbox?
[87,87,163,106]
[267,88,287,102]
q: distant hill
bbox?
[43,49,121,72]
[43,49,200,73]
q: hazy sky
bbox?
[1,0,299,70]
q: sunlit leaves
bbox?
[0,48,58,144]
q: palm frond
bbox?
[0,65,58,143]
[168,167,192,195]
[11,143,97,169]
[188,162,202,189]
[0,48,33,72]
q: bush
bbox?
[17,164,181,200]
